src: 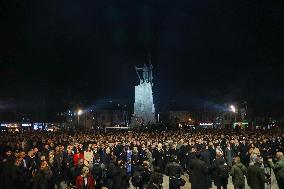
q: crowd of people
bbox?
[0,128,283,189]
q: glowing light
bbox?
[199,123,213,126]
[230,105,236,113]
[78,109,83,115]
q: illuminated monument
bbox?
[133,57,156,125]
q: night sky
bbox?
[0,0,284,116]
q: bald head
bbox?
[276,152,283,160]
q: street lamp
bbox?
[77,109,83,128]
[230,105,236,113]
[230,105,237,127]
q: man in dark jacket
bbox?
[32,160,54,189]
[188,152,209,189]
[201,145,213,188]
[153,144,165,173]
[113,160,130,189]
[212,152,229,189]
[146,172,163,189]
[165,155,184,189]
[247,157,270,189]
[92,159,103,189]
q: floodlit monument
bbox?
[132,58,156,125]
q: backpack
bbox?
[218,164,229,179]
[131,171,142,187]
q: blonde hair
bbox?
[81,167,89,174]
[133,147,138,153]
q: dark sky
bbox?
[0,0,284,116]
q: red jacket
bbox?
[75,175,95,189]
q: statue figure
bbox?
[135,64,150,84]
[133,56,156,125]
[143,64,149,83]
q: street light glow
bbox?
[78,109,83,115]
[230,105,236,113]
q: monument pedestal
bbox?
[133,82,155,125]
[132,61,155,126]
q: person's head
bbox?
[216,152,223,158]
[15,158,23,167]
[40,155,46,161]
[81,167,89,177]
[133,147,138,153]
[117,160,124,167]
[106,147,111,154]
[255,156,263,165]
[142,161,149,168]
[28,150,34,157]
[5,150,12,157]
[55,146,60,152]
[78,158,84,167]
[276,152,283,160]
[19,151,26,159]
[44,144,49,150]
[33,147,38,154]
[40,160,48,171]
[234,156,241,164]
[157,143,162,150]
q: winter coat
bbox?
[211,157,229,186]
[269,158,284,189]
[225,147,233,166]
[113,166,130,189]
[247,164,269,189]
[230,163,247,187]
[75,174,95,189]
[189,158,209,189]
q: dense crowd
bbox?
[0,128,283,189]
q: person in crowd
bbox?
[247,156,270,189]
[188,152,209,189]
[84,146,94,168]
[212,152,229,189]
[62,146,74,185]
[269,152,284,189]
[72,158,84,185]
[230,156,247,189]
[75,166,95,189]
[153,143,165,173]
[0,128,283,189]
[92,155,103,189]
[146,172,163,189]
[32,160,54,189]
[225,143,234,168]
[113,160,130,189]
[165,155,185,189]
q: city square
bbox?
[1,1,283,189]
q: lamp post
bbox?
[77,109,82,129]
